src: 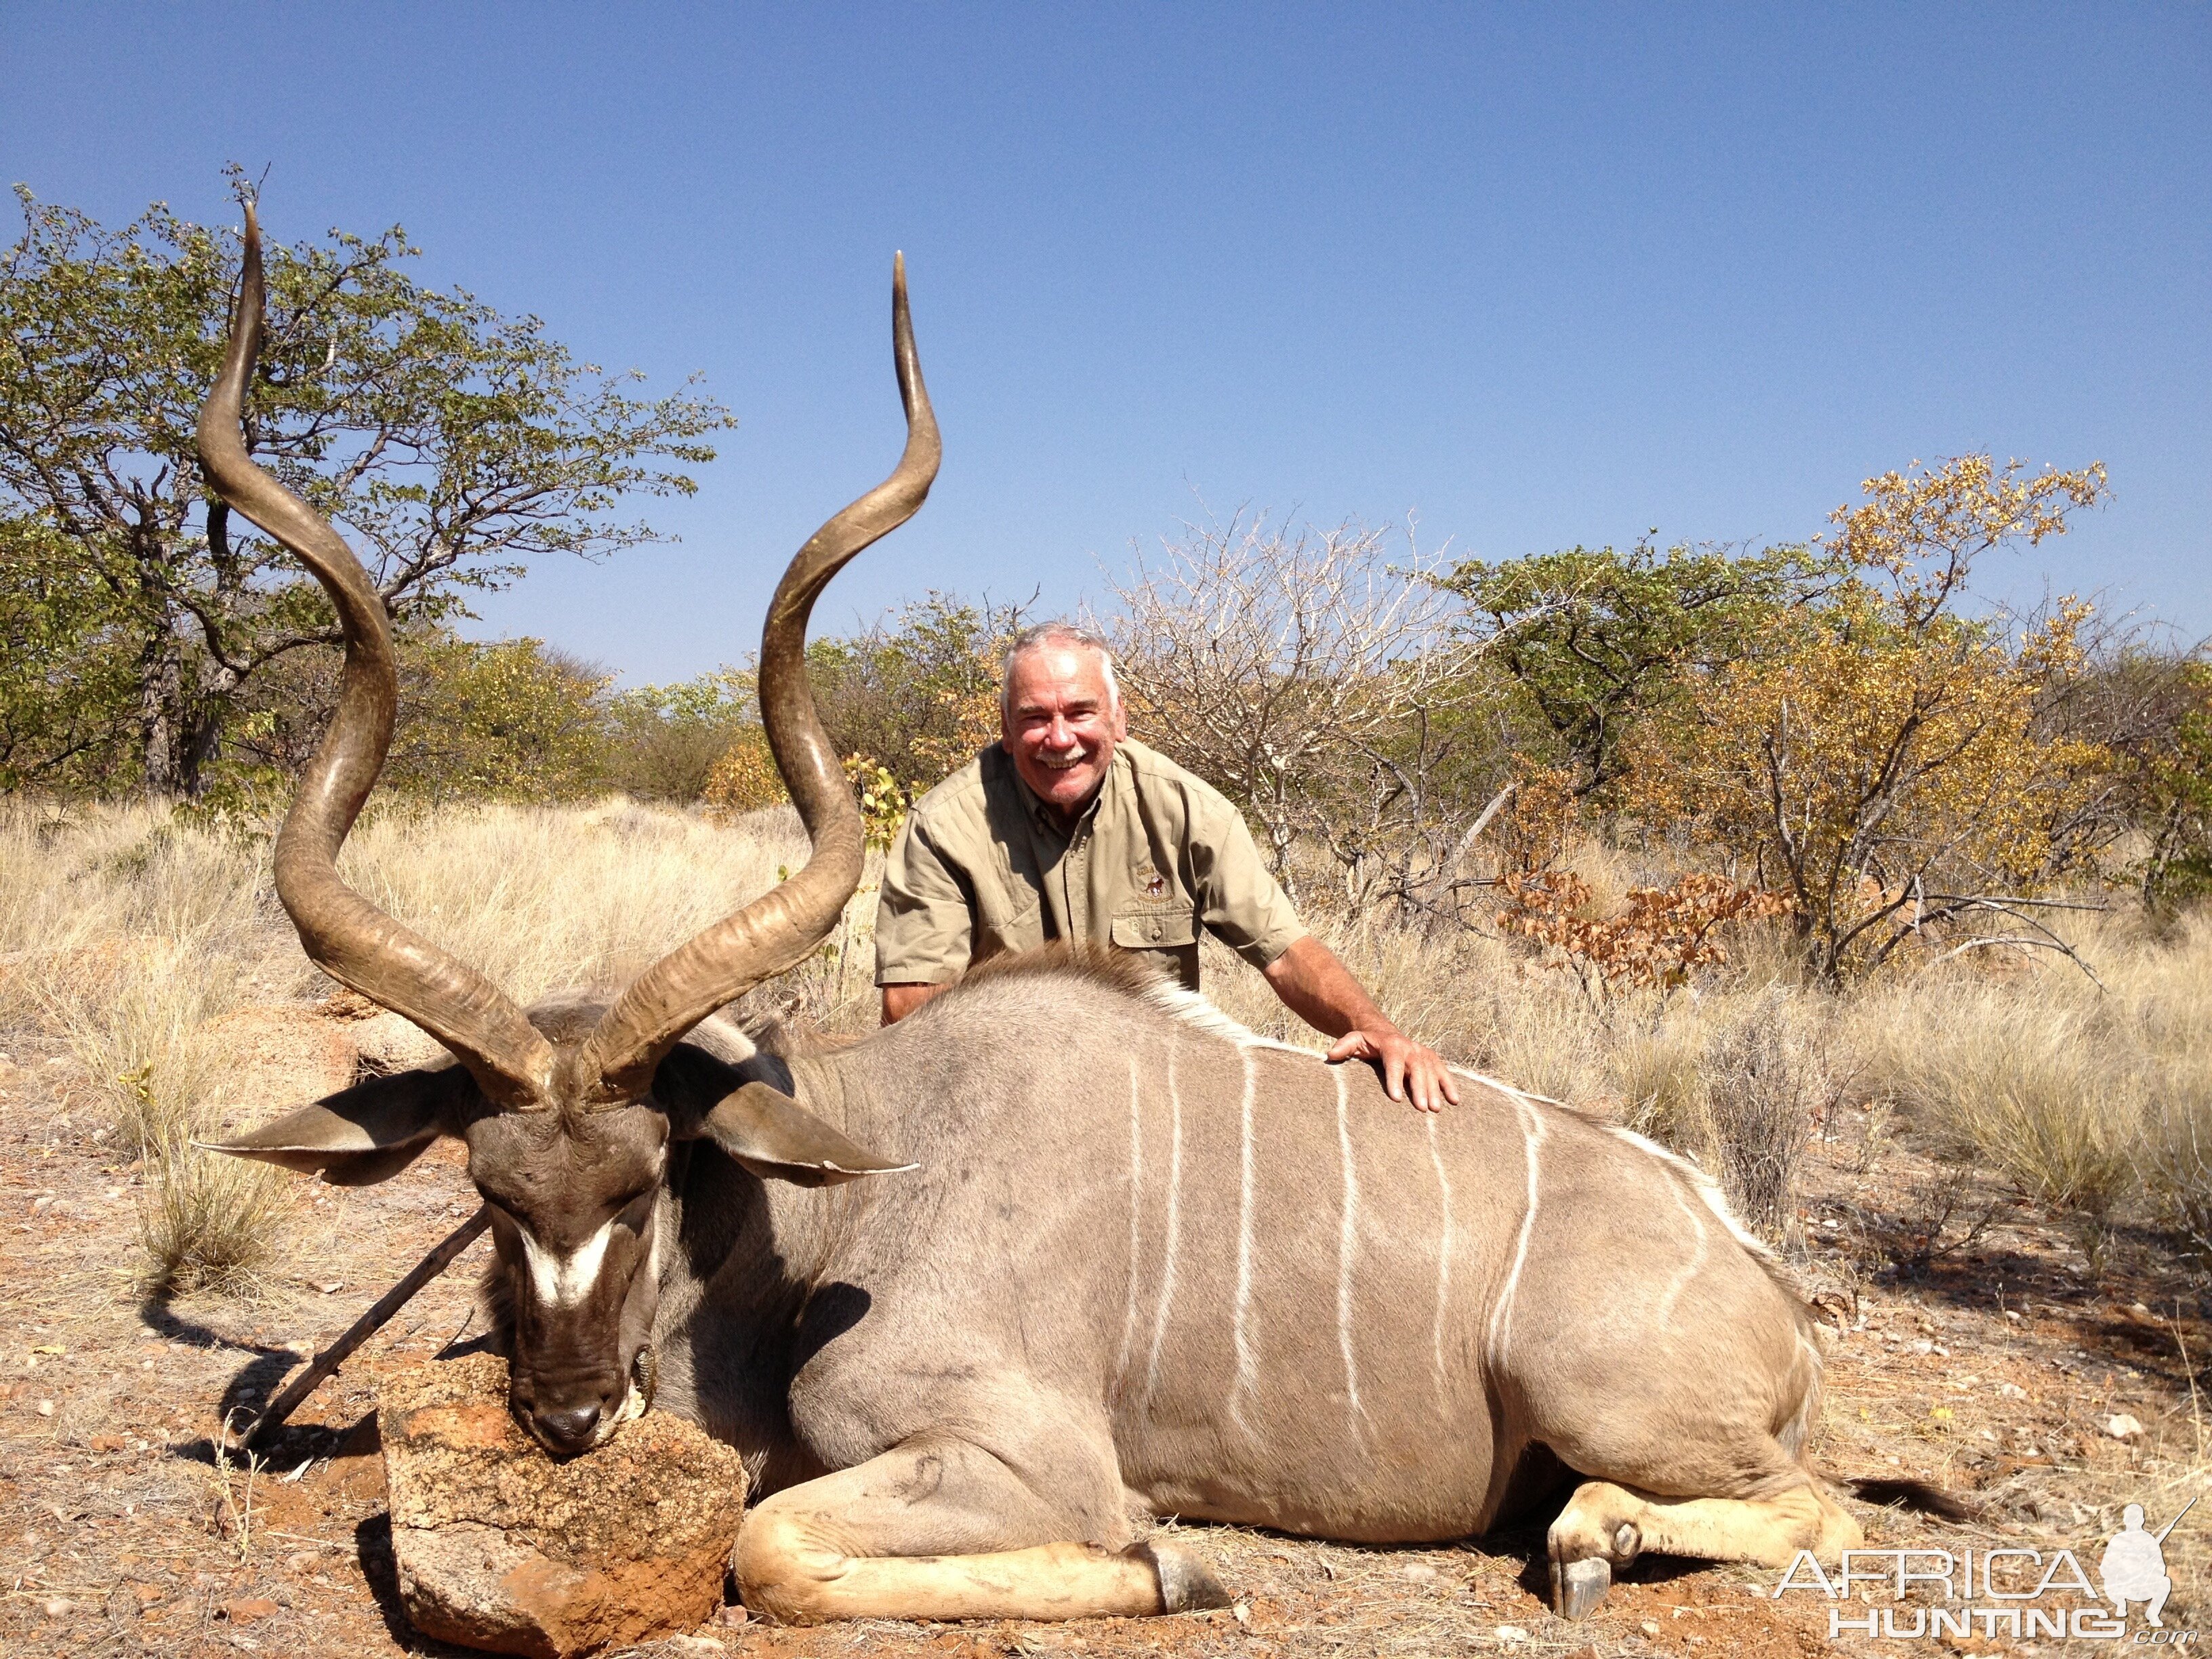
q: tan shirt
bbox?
[874,737,1307,991]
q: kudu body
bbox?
[202,213,1860,1624]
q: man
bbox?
[874,622,1460,1111]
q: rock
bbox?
[352,1010,453,1074]
[380,1352,746,1659]
[201,1006,359,1113]
[224,1597,281,1621]
[2108,1413,2145,1440]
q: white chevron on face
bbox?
[518,1216,616,1309]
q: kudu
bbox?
[203,209,1868,1624]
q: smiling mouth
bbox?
[1037,750,1090,771]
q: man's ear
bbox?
[697,1081,918,1188]
[195,1066,474,1187]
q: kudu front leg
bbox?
[734,1434,1227,1624]
[1547,1476,1862,1618]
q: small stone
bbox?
[42,1597,74,1618]
[1402,1561,1439,1582]
[714,1603,750,1628]
[661,1639,726,1656]
[224,1598,281,1621]
[2108,1414,2145,1440]
[1496,1625,1530,1642]
[2003,1309,2022,1323]
[1641,1620,1662,1637]
[35,1399,52,1416]
[381,1351,746,1658]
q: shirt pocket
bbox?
[1111,910,1197,950]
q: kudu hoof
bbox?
[1550,1555,1612,1620]
[1133,1540,1232,1613]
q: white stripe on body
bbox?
[1426,1112,1456,1396]
[1115,1054,1145,1389]
[1230,1045,1259,1431]
[518,1217,616,1309]
[1603,1123,1771,1258]
[1654,1170,1710,1329]
[1143,1034,1184,1401]
[1484,1094,1547,1372]
[1334,1066,1366,1434]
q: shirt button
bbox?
[1149,921,1162,941]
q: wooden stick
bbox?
[237,1205,491,1450]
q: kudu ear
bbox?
[196,1067,474,1187]
[698,1082,918,1188]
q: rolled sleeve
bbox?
[1191,804,1307,970]
[874,813,975,985]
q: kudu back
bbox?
[202,217,1862,1624]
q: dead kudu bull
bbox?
[201,211,1878,1624]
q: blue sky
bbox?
[5,3,2207,682]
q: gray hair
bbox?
[999,621,1121,714]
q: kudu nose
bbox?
[536,1402,602,1453]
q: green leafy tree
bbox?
[385,634,611,802]
[599,669,760,802]
[0,511,136,789]
[1629,456,2114,982]
[0,180,732,796]
[809,591,1031,796]
[1435,537,1835,795]
[2131,660,2212,910]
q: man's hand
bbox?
[1325,1028,1460,1113]
[1261,935,1460,1112]
[881,982,951,1025]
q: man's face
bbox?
[1001,644,1127,816]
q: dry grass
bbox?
[335,796,808,1003]
[1843,910,2212,1252]
[0,795,821,1293]
[6,796,2207,1289]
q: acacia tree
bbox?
[1434,536,1834,796]
[0,181,732,796]
[1632,455,2114,983]
[1105,514,1487,908]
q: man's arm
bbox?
[1262,935,1460,1112]
[881,982,951,1024]
[874,809,974,1026]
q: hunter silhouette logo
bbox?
[2104,1498,2191,1629]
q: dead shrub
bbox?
[1696,1003,1832,1243]
[136,1133,295,1296]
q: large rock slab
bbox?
[380,1352,747,1658]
